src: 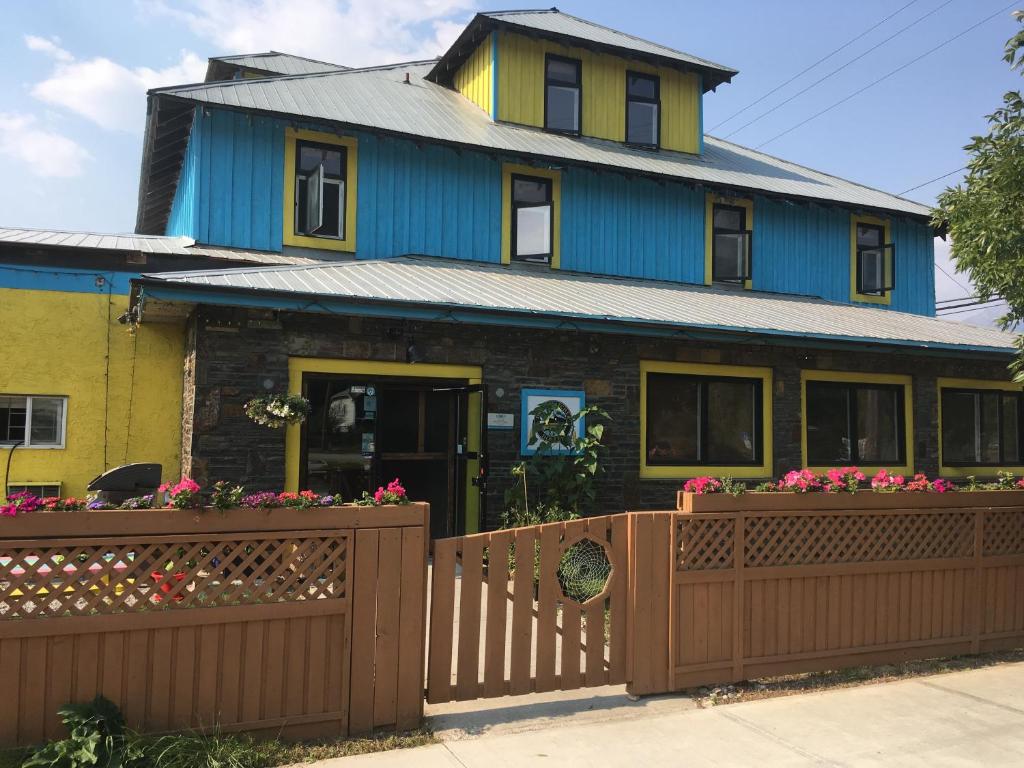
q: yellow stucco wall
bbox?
[0,287,185,500]
[495,31,702,154]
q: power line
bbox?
[722,0,956,139]
[936,296,1004,312]
[936,293,979,305]
[708,0,923,132]
[935,261,972,294]
[754,2,1017,149]
[937,300,1007,317]
[898,166,967,195]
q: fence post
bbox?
[970,508,984,654]
[626,512,673,695]
[732,512,745,681]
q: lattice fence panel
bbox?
[0,533,348,619]
[744,512,974,568]
[984,509,1024,556]
[676,517,734,571]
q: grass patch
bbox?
[692,648,1024,707]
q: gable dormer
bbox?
[429,9,737,155]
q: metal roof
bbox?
[428,9,736,91]
[207,52,349,79]
[138,256,1016,355]
[149,61,932,221]
[0,227,322,266]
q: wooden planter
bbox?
[0,503,428,537]
[677,489,1024,513]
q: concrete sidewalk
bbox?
[312,662,1024,767]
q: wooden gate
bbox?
[426,514,634,702]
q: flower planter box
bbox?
[0,503,429,538]
[677,489,1024,513]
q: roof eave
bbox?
[130,276,1016,360]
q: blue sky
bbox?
[2,0,1020,323]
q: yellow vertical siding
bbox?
[495,31,701,154]
[454,32,494,117]
[0,288,185,499]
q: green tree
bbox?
[933,11,1024,378]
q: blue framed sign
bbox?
[520,388,586,456]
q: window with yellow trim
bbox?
[850,214,894,304]
[501,163,560,267]
[283,128,357,252]
[938,378,1024,476]
[639,360,773,478]
[704,194,752,287]
[801,371,913,475]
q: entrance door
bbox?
[300,374,469,537]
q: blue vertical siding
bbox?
[167,106,935,316]
[561,169,704,282]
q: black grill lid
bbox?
[87,463,162,492]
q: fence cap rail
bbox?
[0,503,429,538]
[678,489,1024,514]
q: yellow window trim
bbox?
[937,376,1024,478]
[501,163,561,268]
[283,128,358,252]
[639,359,773,479]
[285,357,484,531]
[850,214,891,305]
[704,193,752,289]
[800,370,914,476]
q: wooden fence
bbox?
[0,504,428,748]
[426,515,631,703]
[659,493,1024,693]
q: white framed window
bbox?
[0,395,67,449]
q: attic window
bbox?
[295,140,347,239]
[855,223,894,296]
[545,55,581,134]
[626,72,659,147]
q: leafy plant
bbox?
[210,481,244,510]
[243,394,311,429]
[353,479,410,506]
[23,696,129,768]
[505,404,610,519]
[157,478,201,509]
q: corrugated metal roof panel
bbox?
[480,10,736,75]
[142,256,1016,353]
[210,52,348,76]
[154,62,931,219]
[0,227,323,266]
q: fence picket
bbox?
[483,531,511,697]
[535,523,561,693]
[456,536,485,701]
[510,527,536,695]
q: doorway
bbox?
[298,370,482,538]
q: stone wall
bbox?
[183,305,1012,528]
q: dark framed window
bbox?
[855,223,895,296]
[294,139,347,239]
[941,387,1024,466]
[712,203,751,283]
[806,381,906,466]
[544,54,581,134]
[0,395,66,448]
[645,372,763,467]
[511,174,553,263]
[625,71,659,147]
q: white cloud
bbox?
[153,0,475,68]
[24,35,73,62]
[0,113,90,178]
[27,45,206,132]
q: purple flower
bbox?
[241,491,279,509]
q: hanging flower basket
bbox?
[244,393,311,428]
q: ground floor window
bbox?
[940,384,1024,468]
[805,381,906,466]
[640,361,772,478]
[0,395,66,448]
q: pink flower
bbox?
[683,476,723,495]
[779,469,824,493]
[932,478,956,493]
[871,470,906,492]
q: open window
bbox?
[502,164,560,267]
[712,204,751,283]
[0,395,67,448]
[850,215,894,303]
[939,381,1024,473]
[640,361,773,478]
[626,71,659,147]
[283,128,357,252]
[544,54,581,134]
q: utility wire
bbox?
[937,301,1007,317]
[723,0,956,139]
[755,2,1017,149]
[936,293,980,304]
[936,297,1004,312]
[708,0,923,132]
[935,261,972,294]
[898,166,967,195]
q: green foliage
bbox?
[933,13,1024,378]
[23,696,128,768]
[719,477,747,496]
[753,481,779,493]
[504,404,611,519]
[210,481,244,511]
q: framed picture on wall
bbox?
[520,388,586,455]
